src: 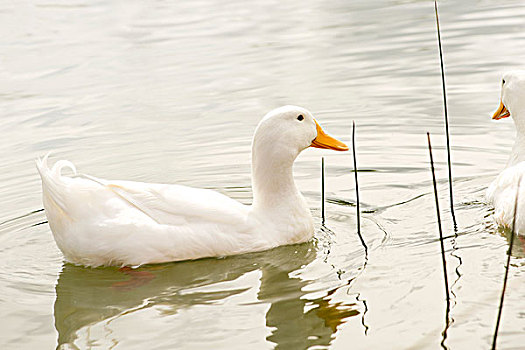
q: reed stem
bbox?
[491,176,521,350]
[427,132,450,304]
[321,157,325,225]
[434,0,457,229]
[353,122,367,253]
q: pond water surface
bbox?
[1,0,525,349]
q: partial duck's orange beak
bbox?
[492,101,510,120]
[310,120,349,151]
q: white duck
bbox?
[37,106,348,267]
[487,71,525,234]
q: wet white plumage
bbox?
[37,106,347,267]
[487,71,525,234]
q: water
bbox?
[1,0,525,349]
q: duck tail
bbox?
[36,153,77,214]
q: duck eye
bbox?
[297,115,304,121]
[503,79,506,85]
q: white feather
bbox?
[37,106,347,267]
[487,162,525,233]
[487,71,525,235]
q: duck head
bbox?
[493,71,525,132]
[250,105,348,219]
[252,106,348,166]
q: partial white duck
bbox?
[487,71,525,234]
[37,106,348,267]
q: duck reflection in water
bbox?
[499,226,525,259]
[54,243,361,349]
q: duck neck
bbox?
[508,131,525,167]
[508,109,525,167]
[251,147,303,213]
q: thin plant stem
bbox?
[427,133,451,303]
[491,176,522,350]
[434,0,457,229]
[353,121,367,253]
[321,157,325,225]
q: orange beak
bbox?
[310,120,349,151]
[492,101,510,120]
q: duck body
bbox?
[37,164,268,266]
[487,161,525,234]
[487,71,525,235]
[37,106,348,267]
